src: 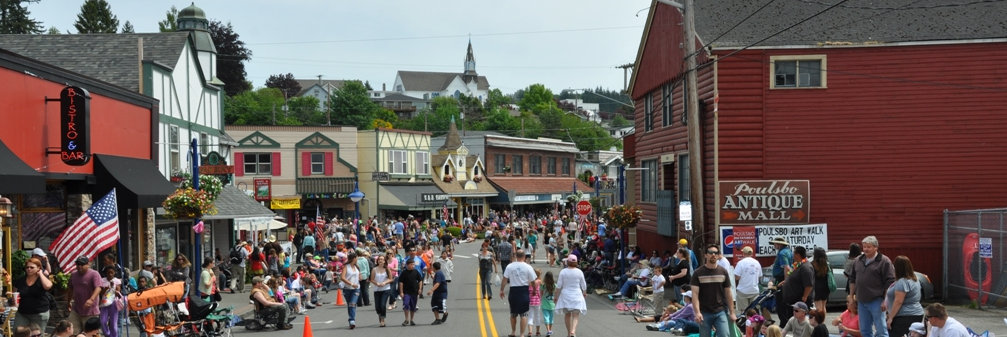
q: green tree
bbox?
[120,20,133,33]
[210,20,252,96]
[45,26,60,34]
[0,0,43,34]
[485,88,511,109]
[158,5,177,32]
[224,88,300,126]
[610,114,631,127]
[264,73,301,99]
[518,84,554,112]
[74,0,119,34]
[286,96,326,126]
[328,80,387,130]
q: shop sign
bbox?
[421,193,450,203]
[253,178,271,201]
[199,165,234,175]
[60,86,90,165]
[719,180,810,224]
[514,195,539,202]
[303,193,349,199]
[719,224,828,257]
[371,172,391,181]
[270,197,301,210]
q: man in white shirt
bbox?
[926,303,969,337]
[499,250,537,337]
[733,246,763,312]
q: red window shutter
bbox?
[324,152,334,176]
[234,152,244,177]
[302,152,312,176]
[272,152,281,176]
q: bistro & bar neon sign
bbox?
[60,86,90,165]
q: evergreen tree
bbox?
[210,20,252,96]
[120,20,133,33]
[0,0,44,34]
[158,5,177,32]
[73,0,119,34]
[45,26,61,34]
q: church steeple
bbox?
[464,38,476,76]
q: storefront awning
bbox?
[488,177,594,205]
[94,154,175,208]
[296,177,355,194]
[379,183,457,211]
[0,140,44,194]
[234,217,287,231]
[202,185,274,220]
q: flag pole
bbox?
[191,138,201,290]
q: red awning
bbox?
[488,177,594,195]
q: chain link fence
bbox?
[944,208,1007,307]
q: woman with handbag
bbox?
[98,265,122,337]
[811,247,832,314]
[12,257,53,330]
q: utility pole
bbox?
[684,0,705,246]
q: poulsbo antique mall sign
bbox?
[60,86,90,165]
[719,180,810,224]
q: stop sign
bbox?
[576,200,592,216]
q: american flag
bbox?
[50,189,119,273]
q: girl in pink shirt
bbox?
[832,299,861,337]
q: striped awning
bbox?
[296,177,356,194]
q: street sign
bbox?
[576,200,592,216]
[980,237,993,258]
[679,201,692,221]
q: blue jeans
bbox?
[658,319,700,333]
[858,297,888,337]
[699,310,730,337]
[619,279,642,296]
[343,288,360,323]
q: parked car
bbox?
[760,250,934,307]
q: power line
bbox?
[248,25,641,46]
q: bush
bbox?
[445,226,462,237]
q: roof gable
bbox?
[296,131,357,173]
[236,131,280,148]
[629,1,688,99]
[0,33,191,92]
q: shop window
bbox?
[512,155,523,175]
[244,153,272,175]
[416,151,430,175]
[529,155,541,175]
[771,55,826,88]
[547,157,557,175]
[562,158,571,175]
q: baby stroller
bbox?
[736,288,778,329]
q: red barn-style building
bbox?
[627,0,1007,290]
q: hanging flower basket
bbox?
[179,174,224,202]
[162,187,217,219]
[604,204,642,229]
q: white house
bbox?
[393,40,490,102]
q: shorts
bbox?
[508,286,530,317]
[542,307,554,325]
[402,294,418,312]
[431,292,447,313]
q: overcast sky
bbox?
[27,0,652,95]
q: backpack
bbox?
[229,247,244,265]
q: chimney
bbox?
[382,83,386,91]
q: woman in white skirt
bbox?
[553,254,587,337]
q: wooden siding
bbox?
[713,43,1007,282]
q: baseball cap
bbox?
[32,248,46,257]
[565,254,578,263]
[909,322,927,335]
[74,256,89,265]
[143,260,154,267]
[683,290,693,298]
[792,301,809,312]
[678,239,688,245]
[741,246,754,254]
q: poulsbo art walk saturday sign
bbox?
[719,180,810,224]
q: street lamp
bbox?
[0,196,13,295]
[0,197,12,218]
[348,181,364,246]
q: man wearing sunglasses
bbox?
[924,303,968,337]
[690,245,736,337]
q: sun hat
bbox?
[769,237,790,246]
[683,290,693,298]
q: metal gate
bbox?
[944,208,1007,307]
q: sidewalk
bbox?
[945,305,1005,336]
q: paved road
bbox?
[123,240,1007,337]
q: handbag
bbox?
[827,268,837,293]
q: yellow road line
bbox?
[476,274,499,337]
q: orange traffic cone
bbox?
[302,315,313,337]
[335,288,346,306]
